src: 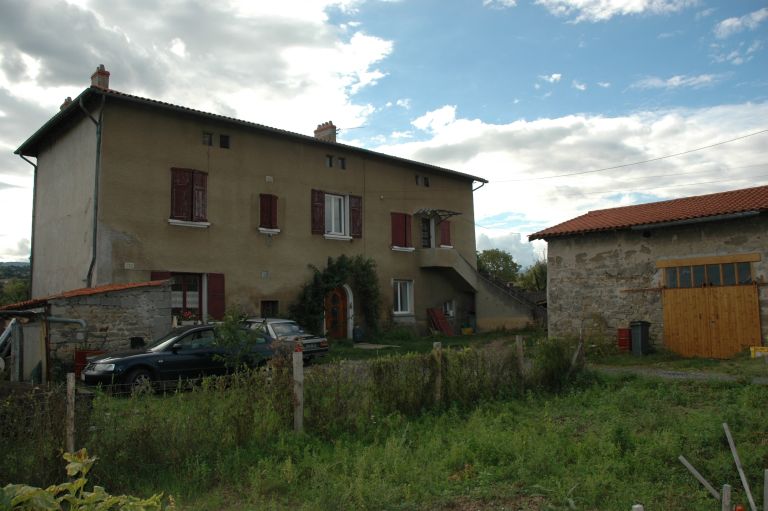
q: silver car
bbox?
[245,318,329,361]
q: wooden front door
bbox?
[324,287,347,339]
[663,284,761,358]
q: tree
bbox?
[476,249,520,283]
[517,260,547,291]
[0,278,30,306]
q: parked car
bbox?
[81,324,273,390]
[244,318,329,361]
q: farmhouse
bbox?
[530,185,768,358]
[14,65,535,339]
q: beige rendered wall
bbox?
[96,101,479,331]
[32,112,99,297]
[546,215,768,346]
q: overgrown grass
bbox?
[176,376,767,510]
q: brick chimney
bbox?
[90,64,110,89]
[60,97,72,111]
[314,121,337,143]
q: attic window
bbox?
[424,177,430,187]
[220,134,230,149]
[326,155,334,167]
[202,132,213,146]
[339,157,347,170]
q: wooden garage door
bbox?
[663,284,761,358]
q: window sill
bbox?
[324,234,353,241]
[168,219,210,229]
[392,313,415,323]
[439,245,454,249]
[391,246,415,252]
[258,227,281,235]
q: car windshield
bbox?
[146,327,201,352]
[271,322,304,337]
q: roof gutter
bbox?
[79,94,106,288]
[472,181,486,192]
[629,211,761,231]
[18,155,37,294]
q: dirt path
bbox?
[589,364,768,385]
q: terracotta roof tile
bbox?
[0,280,169,311]
[529,184,768,240]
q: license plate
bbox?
[305,343,318,349]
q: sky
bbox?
[0,0,766,267]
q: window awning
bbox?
[413,208,461,223]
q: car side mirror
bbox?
[171,344,182,353]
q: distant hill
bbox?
[0,262,30,280]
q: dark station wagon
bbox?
[81,324,273,389]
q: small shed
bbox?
[1,280,172,382]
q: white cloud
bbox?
[483,0,518,8]
[477,233,536,267]
[411,105,457,132]
[572,80,587,91]
[631,74,720,90]
[169,38,187,59]
[395,98,411,109]
[714,8,768,39]
[390,130,414,139]
[536,0,697,22]
[597,81,611,88]
[540,73,562,83]
[373,102,768,247]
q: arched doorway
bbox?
[324,286,348,339]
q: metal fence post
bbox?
[722,484,731,511]
[433,342,443,405]
[292,348,304,432]
[66,373,76,453]
[631,505,644,511]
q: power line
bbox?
[494,128,768,183]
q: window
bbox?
[259,194,278,230]
[170,168,207,223]
[202,132,213,146]
[311,189,362,238]
[261,300,279,317]
[442,299,455,318]
[391,212,412,249]
[325,155,334,168]
[219,134,230,149]
[151,272,225,321]
[423,177,430,187]
[661,256,756,289]
[421,218,432,248]
[338,157,347,170]
[393,280,413,314]
[325,194,345,235]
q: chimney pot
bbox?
[60,97,73,111]
[314,121,337,143]
[90,64,110,89]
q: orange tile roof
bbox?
[529,184,768,240]
[0,280,169,311]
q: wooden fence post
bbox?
[678,455,721,501]
[763,469,767,511]
[66,373,76,453]
[722,484,731,511]
[433,342,443,406]
[631,505,644,511]
[515,335,525,377]
[292,349,304,432]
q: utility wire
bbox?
[494,128,768,182]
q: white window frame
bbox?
[324,193,351,240]
[393,279,413,315]
[442,299,455,318]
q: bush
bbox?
[533,338,579,392]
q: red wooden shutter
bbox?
[150,271,172,281]
[206,273,225,320]
[260,194,278,229]
[349,195,362,238]
[391,213,411,247]
[192,172,207,222]
[439,220,451,246]
[170,169,192,220]
[311,189,325,234]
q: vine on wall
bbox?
[289,255,381,336]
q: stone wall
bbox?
[48,283,172,364]
[546,215,768,347]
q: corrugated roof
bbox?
[0,280,169,311]
[15,86,487,184]
[529,184,768,240]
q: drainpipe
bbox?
[47,316,88,330]
[18,155,37,295]
[472,181,486,192]
[79,95,106,288]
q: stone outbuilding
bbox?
[530,185,768,358]
[1,280,171,382]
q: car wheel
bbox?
[124,368,154,396]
